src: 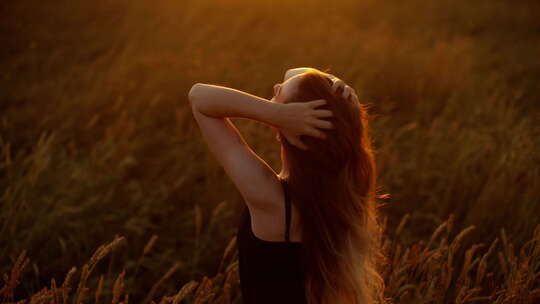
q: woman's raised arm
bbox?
[188,83,333,149]
[187,83,333,212]
[188,83,281,128]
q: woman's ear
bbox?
[273,83,281,97]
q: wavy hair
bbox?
[278,70,388,304]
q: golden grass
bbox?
[1,214,539,303]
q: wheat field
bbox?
[1,0,539,303]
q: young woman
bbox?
[188,67,386,304]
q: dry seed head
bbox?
[74,264,90,304]
[452,226,476,250]
[143,235,158,256]
[486,238,499,259]
[428,221,448,248]
[29,286,53,304]
[88,245,106,267]
[194,276,211,298]
[222,236,237,262]
[400,247,410,265]
[422,221,447,255]
[111,269,126,304]
[172,280,199,304]
[158,295,172,304]
[95,274,104,304]
[498,251,508,275]
[62,266,77,304]
[223,267,237,288]
[446,214,455,235]
[143,263,181,304]
[89,236,125,274]
[211,201,228,221]
[448,226,476,267]
[193,276,217,304]
[51,278,59,304]
[458,243,485,284]
[395,213,410,236]
[475,255,488,286]
[2,250,29,302]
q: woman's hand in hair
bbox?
[329,76,359,104]
[276,99,334,150]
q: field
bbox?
[1,0,539,303]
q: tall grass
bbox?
[1,0,539,302]
[2,214,539,303]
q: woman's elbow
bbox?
[188,83,207,110]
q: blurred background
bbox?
[1,0,539,302]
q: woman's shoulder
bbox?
[243,173,285,213]
[245,175,303,243]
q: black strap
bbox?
[282,179,291,243]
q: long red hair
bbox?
[278,70,388,304]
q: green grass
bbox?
[1,0,539,302]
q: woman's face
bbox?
[271,74,303,143]
[270,74,303,104]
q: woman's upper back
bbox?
[246,175,303,242]
[236,177,307,304]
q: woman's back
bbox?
[236,177,307,304]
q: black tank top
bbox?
[236,178,307,304]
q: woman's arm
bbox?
[189,83,333,148]
[188,83,333,212]
[189,83,281,128]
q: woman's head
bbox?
[277,70,367,178]
[270,73,304,105]
[275,70,387,304]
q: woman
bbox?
[188,67,387,304]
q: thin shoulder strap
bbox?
[282,178,291,243]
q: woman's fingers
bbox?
[332,79,345,92]
[345,85,358,100]
[343,87,351,99]
[284,134,309,150]
[312,109,333,118]
[305,127,327,139]
[332,79,359,102]
[308,99,327,108]
[308,117,334,129]
[316,119,334,129]
[294,137,309,150]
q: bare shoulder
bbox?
[247,174,302,242]
[245,173,283,216]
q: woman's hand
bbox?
[328,75,359,103]
[275,99,334,150]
